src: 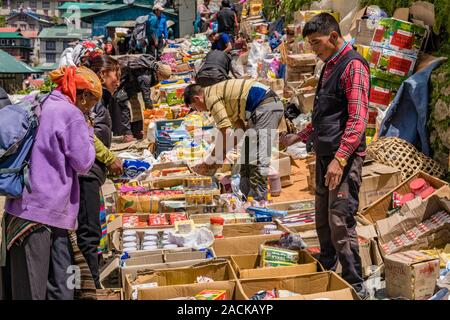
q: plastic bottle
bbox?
[228,198,237,213]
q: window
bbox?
[30,0,37,9]
[43,2,50,9]
[29,24,35,31]
[19,15,27,21]
[63,41,70,50]
[44,10,49,15]
[46,41,56,50]
[46,53,56,63]
[20,24,27,30]
[0,40,5,45]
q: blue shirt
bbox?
[157,14,168,39]
[211,33,231,51]
[146,13,159,38]
[246,82,270,112]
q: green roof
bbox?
[35,62,58,71]
[105,20,136,28]
[61,10,96,19]
[38,26,92,39]
[0,32,27,39]
[0,49,39,74]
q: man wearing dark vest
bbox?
[281,13,370,299]
[214,0,238,40]
[195,50,242,87]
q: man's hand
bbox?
[108,157,123,176]
[192,162,219,176]
[280,133,302,148]
[325,159,344,190]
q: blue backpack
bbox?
[0,93,48,198]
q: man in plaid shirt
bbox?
[281,13,370,299]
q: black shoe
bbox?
[356,287,370,300]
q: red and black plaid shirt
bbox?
[298,42,370,161]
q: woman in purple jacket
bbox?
[4,66,102,300]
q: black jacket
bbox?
[195,50,234,87]
[81,88,113,185]
[0,87,11,109]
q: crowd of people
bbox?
[0,3,371,300]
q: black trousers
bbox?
[8,226,74,300]
[76,177,101,289]
[315,155,364,291]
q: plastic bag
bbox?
[247,41,270,79]
[168,226,214,250]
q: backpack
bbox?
[129,15,149,52]
[0,93,48,198]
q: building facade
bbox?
[6,9,53,32]
[37,25,91,71]
[0,31,32,63]
[0,1,75,17]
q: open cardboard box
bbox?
[235,271,359,300]
[213,234,282,257]
[359,171,448,224]
[359,163,402,210]
[124,259,237,300]
[230,250,319,279]
[267,199,315,214]
[138,280,237,300]
[376,188,450,258]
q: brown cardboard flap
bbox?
[236,272,359,300]
[410,1,435,27]
[124,254,164,267]
[213,234,281,256]
[164,250,207,263]
[138,280,236,300]
[274,288,354,300]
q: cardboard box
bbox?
[235,271,359,300]
[138,280,237,300]
[385,250,440,300]
[213,234,281,257]
[125,259,237,300]
[359,163,402,210]
[96,289,123,300]
[371,18,427,56]
[271,151,293,178]
[369,47,417,84]
[376,191,450,257]
[352,19,376,46]
[116,194,160,214]
[230,250,318,279]
[360,171,448,224]
[368,77,401,110]
[287,54,317,67]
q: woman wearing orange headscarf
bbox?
[4,66,102,300]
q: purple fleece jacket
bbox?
[6,90,95,230]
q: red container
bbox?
[400,193,415,205]
[409,178,429,195]
[210,216,225,239]
[420,186,435,200]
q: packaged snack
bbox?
[195,290,227,300]
[260,246,299,265]
[369,47,417,84]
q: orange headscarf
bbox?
[49,65,102,104]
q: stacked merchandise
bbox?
[366,18,427,144]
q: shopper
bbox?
[184,79,284,201]
[198,0,212,33]
[148,4,168,60]
[4,66,100,300]
[195,49,242,87]
[280,13,370,298]
[79,55,123,288]
[213,0,239,40]
[207,30,233,53]
[114,55,172,141]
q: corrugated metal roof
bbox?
[0,32,27,39]
[38,26,92,39]
[105,21,136,28]
[0,49,39,74]
[35,62,59,71]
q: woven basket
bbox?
[367,137,446,181]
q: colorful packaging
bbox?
[195,290,227,300]
[369,77,400,109]
[260,246,299,265]
[369,47,417,84]
[148,214,169,226]
[371,18,427,55]
[122,160,151,179]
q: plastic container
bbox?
[123,236,137,242]
[142,241,158,247]
[210,216,225,238]
[123,230,137,236]
[268,169,282,197]
[270,230,284,235]
[400,193,415,205]
[143,235,158,241]
[125,248,138,252]
[123,242,138,248]
[161,240,172,245]
[410,178,429,196]
[144,230,158,236]
[420,186,435,200]
[263,224,278,234]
